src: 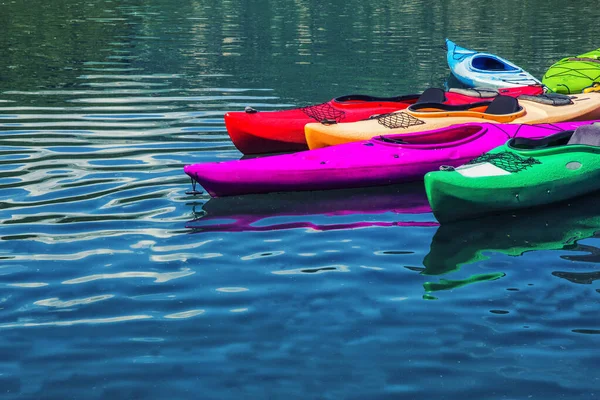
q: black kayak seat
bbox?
[567,123,600,146]
[416,88,446,104]
[484,95,520,115]
[509,130,574,149]
[408,95,521,116]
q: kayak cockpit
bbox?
[333,93,420,104]
[375,124,484,146]
[471,54,519,72]
[333,87,446,105]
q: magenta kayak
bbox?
[184,121,596,197]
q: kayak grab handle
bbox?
[320,118,337,125]
[244,106,258,114]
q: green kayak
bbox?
[542,48,600,94]
[424,123,600,223]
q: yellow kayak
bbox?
[305,93,600,149]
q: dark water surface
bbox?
[1,0,599,398]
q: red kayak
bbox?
[224,85,544,154]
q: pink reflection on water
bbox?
[186,183,437,233]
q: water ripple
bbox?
[216,287,249,293]
[62,269,195,284]
[164,309,206,319]
[272,265,350,275]
[34,295,114,308]
[0,315,152,329]
[1,0,599,398]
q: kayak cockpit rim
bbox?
[469,54,521,73]
[333,93,421,104]
[373,124,488,149]
[332,88,447,106]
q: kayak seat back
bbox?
[508,123,600,149]
[567,123,600,146]
[509,130,574,149]
[416,88,447,104]
[471,55,517,71]
[482,95,520,115]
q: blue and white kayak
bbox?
[445,39,541,89]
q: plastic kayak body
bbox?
[304,92,600,149]
[542,48,600,94]
[184,120,594,197]
[224,86,543,155]
[446,39,541,89]
[424,123,600,223]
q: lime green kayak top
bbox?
[542,48,600,94]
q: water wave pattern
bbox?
[1,0,599,399]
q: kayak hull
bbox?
[542,48,600,94]
[185,120,594,197]
[224,98,419,154]
[446,39,541,89]
[304,93,600,149]
[425,125,600,223]
[224,86,543,154]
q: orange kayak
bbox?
[305,93,600,149]
[225,86,544,154]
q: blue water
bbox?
[1,0,599,398]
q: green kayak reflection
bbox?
[186,182,437,233]
[423,192,600,277]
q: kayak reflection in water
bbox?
[420,192,600,296]
[186,182,435,233]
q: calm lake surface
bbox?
[1,0,599,398]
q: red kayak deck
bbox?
[224,86,544,154]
